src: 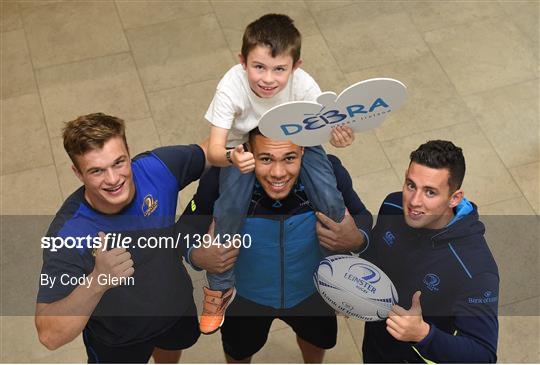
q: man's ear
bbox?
[239,53,247,69]
[300,146,304,156]
[72,165,84,183]
[449,189,464,208]
[293,59,303,71]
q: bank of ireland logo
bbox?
[259,78,407,147]
[423,273,440,292]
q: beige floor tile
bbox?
[509,161,540,215]
[345,317,365,360]
[499,1,539,56]
[126,117,162,156]
[0,316,84,362]
[314,6,427,73]
[1,93,53,175]
[403,1,505,32]
[221,27,243,55]
[346,53,474,141]
[465,79,539,168]
[0,28,36,99]
[301,34,349,93]
[352,169,402,215]
[346,53,457,103]
[324,131,391,179]
[49,136,81,200]
[36,53,151,138]
[0,1,23,32]
[212,1,319,37]
[116,0,212,29]
[1,165,62,215]
[424,17,538,96]
[31,344,87,363]
[21,1,128,68]
[304,0,356,13]
[498,315,540,363]
[381,123,522,207]
[479,196,537,216]
[500,296,540,317]
[127,14,234,92]
[484,213,538,305]
[147,79,215,146]
[325,316,362,363]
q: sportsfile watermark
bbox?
[40,232,253,252]
[0,215,538,316]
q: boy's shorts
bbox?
[221,293,337,360]
[83,301,200,363]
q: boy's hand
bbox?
[231,144,255,173]
[330,125,355,148]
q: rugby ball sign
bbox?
[314,255,398,321]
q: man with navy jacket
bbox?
[362,140,499,363]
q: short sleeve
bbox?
[152,145,205,190]
[205,89,239,130]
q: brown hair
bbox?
[63,113,128,169]
[241,14,302,65]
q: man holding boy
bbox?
[362,140,499,363]
[183,128,372,362]
[201,13,355,335]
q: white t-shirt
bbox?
[205,64,321,147]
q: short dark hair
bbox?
[409,140,466,191]
[63,113,128,169]
[241,14,302,64]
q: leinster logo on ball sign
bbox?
[259,78,407,146]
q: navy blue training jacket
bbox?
[362,192,499,363]
[181,155,373,309]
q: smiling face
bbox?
[402,162,463,230]
[251,134,303,200]
[240,45,300,98]
[72,136,135,214]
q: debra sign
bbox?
[259,78,407,146]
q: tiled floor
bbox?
[1,0,538,363]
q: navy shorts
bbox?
[221,293,337,360]
[83,301,199,363]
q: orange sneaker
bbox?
[199,287,236,335]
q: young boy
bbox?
[200,13,354,334]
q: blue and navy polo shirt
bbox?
[37,144,205,346]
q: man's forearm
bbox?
[35,272,106,350]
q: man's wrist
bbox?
[415,321,431,343]
[88,271,108,295]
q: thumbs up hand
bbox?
[231,144,255,173]
[91,232,135,292]
[386,291,430,343]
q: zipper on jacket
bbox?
[280,217,285,308]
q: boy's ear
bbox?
[293,59,303,70]
[238,53,247,69]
